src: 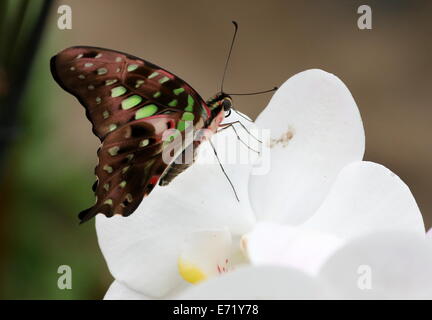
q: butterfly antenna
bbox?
[227,86,278,96]
[209,140,240,202]
[220,21,239,93]
[229,86,278,122]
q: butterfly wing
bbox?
[50,46,211,222]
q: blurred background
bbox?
[0,0,431,299]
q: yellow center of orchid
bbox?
[178,257,207,284]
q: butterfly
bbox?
[50,22,276,223]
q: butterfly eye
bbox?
[222,99,232,111]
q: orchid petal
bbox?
[305,161,425,239]
[249,69,365,224]
[320,232,432,299]
[246,222,344,276]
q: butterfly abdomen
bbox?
[159,142,199,186]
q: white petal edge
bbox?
[249,69,365,224]
[176,265,326,300]
[320,231,432,299]
[96,112,256,298]
[304,161,425,239]
[104,281,150,300]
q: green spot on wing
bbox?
[108,146,120,156]
[105,79,118,86]
[182,112,194,121]
[135,80,144,88]
[173,88,185,95]
[148,72,159,79]
[153,91,161,98]
[185,95,194,111]
[135,104,158,119]
[168,99,178,107]
[159,76,170,84]
[111,86,127,97]
[121,95,143,110]
[163,130,181,145]
[139,139,149,147]
[103,165,113,173]
[177,120,191,131]
[97,68,108,75]
[127,64,138,72]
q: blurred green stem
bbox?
[0,0,53,178]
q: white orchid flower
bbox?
[96,69,425,300]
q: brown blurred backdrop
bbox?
[1,0,431,299]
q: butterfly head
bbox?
[206,92,233,115]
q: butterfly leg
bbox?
[218,124,260,154]
[219,121,262,144]
[208,139,240,202]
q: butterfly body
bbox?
[50,46,233,222]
